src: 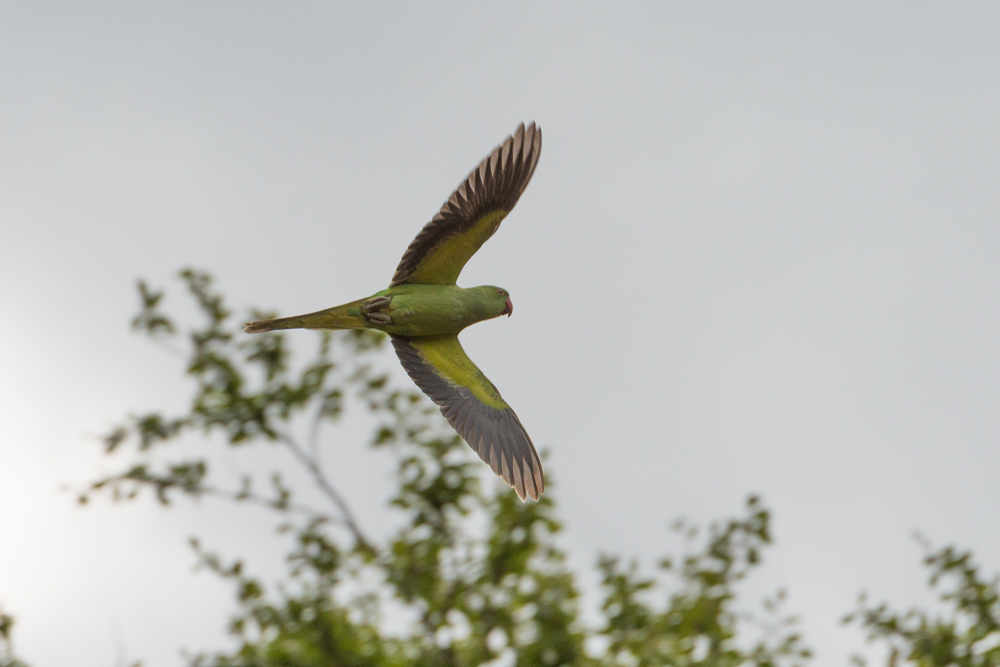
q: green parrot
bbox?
[244,122,544,501]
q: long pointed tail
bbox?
[244,298,369,334]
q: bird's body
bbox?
[245,122,544,500]
[245,284,511,339]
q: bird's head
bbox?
[483,286,513,318]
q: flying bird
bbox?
[244,123,544,501]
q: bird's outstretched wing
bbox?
[391,335,544,501]
[391,122,542,287]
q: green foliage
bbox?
[0,267,986,667]
[83,268,814,666]
[5,269,998,666]
[846,541,1000,667]
[597,498,809,667]
[0,606,28,667]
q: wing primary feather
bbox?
[512,454,526,502]
[475,161,487,200]
[442,397,462,421]
[513,415,543,500]
[498,446,509,484]
[512,123,525,167]
[488,150,500,190]
[476,430,489,462]
[452,401,473,438]
[467,416,483,460]
[530,129,543,188]
[503,418,534,501]
[481,433,494,466]
[500,451,521,500]
[512,419,536,501]
[482,447,500,475]
[497,419,525,500]
[499,137,513,190]
[487,406,506,463]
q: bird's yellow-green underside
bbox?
[409,335,508,410]
[405,210,509,286]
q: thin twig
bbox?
[308,404,324,463]
[200,485,341,523]
[153,338,188,360]
[275,430,374,552]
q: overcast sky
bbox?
[3,3,1000,666]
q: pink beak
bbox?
[504,297,513,317]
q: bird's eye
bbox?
[497,288,504,295]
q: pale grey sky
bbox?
[2,3,1000,665]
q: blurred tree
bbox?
[846,541,1000,667]
[2,268,989,666]
[77,268,811,667]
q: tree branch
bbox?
[199,485,341,524]
[275,430,373,553]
